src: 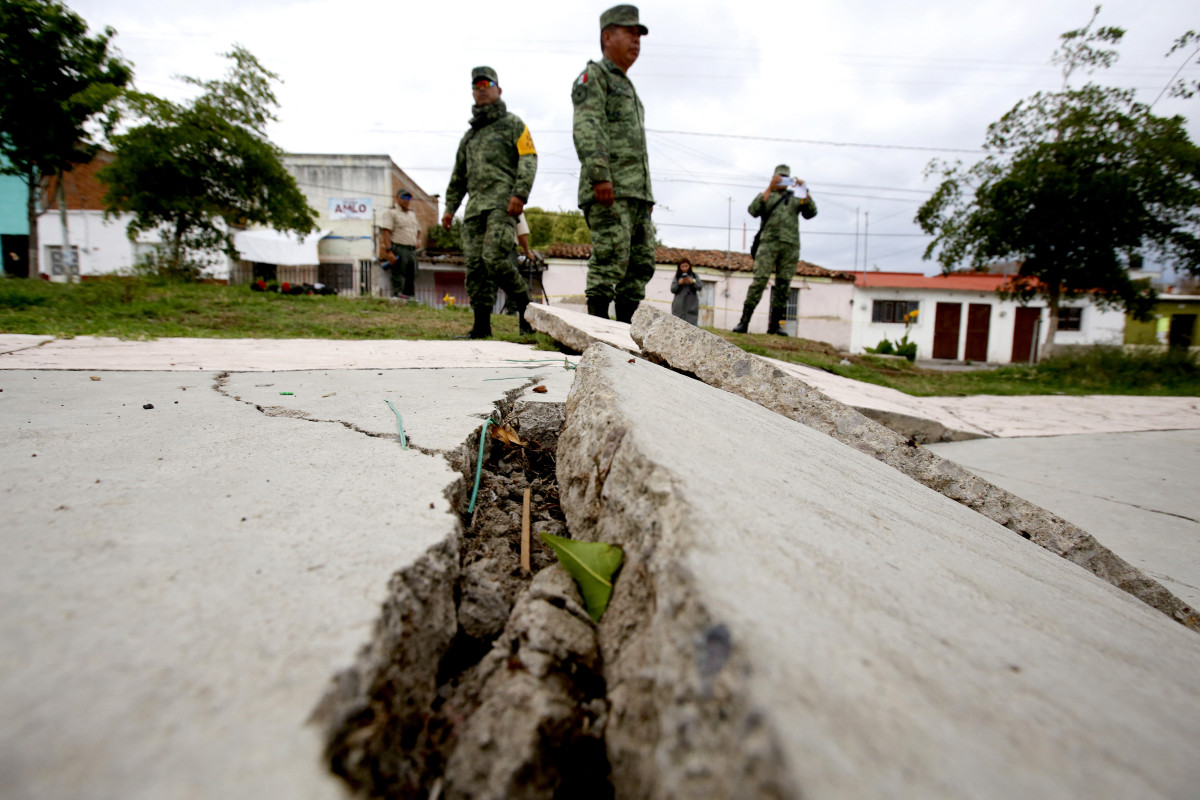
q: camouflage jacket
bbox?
[444,100,538,220]
[748,189,817,247]
[572,57,653,207]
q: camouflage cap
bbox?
[774,164,791,177]
[471,66,498,85]
[600,4,648,35]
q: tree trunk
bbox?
[1042,287,1062,360]
[56,172,76,283]
[25,167,39,278]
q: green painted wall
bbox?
[1125,298,1200,345]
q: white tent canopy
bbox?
[232,229,328,266]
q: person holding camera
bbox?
[670,258,700,325]
[733,164,818,335]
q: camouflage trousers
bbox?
[461,210,528,309]
[745,239,799,323]
[584,198,655,302]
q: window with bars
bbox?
[1057,307,1082,331]
[872,299,919,323]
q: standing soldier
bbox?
[442,66,537,338]
[734,165,818,335]
[572,4,654,322]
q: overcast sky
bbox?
[71,0,1199,275]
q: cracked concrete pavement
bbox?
[4,325,1200,798]
[0,339,575,800]
[928,430,1200,610]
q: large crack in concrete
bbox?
[307,381,615,799]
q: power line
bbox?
[647,128,984,155]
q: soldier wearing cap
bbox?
[379,189,421,298]
[572,4,654,322]
[734,164,818,335]
[442,66,538,338]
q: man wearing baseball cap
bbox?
[572,5,654,322]
[443,66,538,338]
[734,164,818,334]
[379,189,421,298]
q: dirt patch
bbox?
[312,391,614,799]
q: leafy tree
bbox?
[917,7,1200,353]
[99,46,316,278]
[0,0,131,276]
[425,216,462,250]
[522,206,590,247]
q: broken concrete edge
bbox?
[556,344,798,799]
[526,303,639,355]
[627,304,1200,632]
[856,406,987,444]
[307,375,615,798]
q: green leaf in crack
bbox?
[539,532,624,622]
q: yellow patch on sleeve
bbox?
[516,126,537,156]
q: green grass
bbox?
[0,276,546,345]
[712,328,1200,397]
[3,276,1196,395]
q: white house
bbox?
[524,244,856,345]
[848,271,1126,364]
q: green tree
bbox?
[99,46,315,278]
[917,7,1200,353]
[522,206,555,247]
[0,0,131,276]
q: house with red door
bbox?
[847,271,1126,364]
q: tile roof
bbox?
[850,271,1013,291]
[543,243,854,281]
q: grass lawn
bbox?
[3,276,1197,397]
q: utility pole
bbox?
[726,197,732,271]
[854,208,860,271]
[864,211,870,271]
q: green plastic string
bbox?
[467,414,494,515]
[483,374,546,382]
[385,399,408,450]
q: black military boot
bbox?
[457,305,492,339]
[731,305,754,334]
[766,315,789,336]
[513,291,534,335]
[614,298,639,324]
[587,296,611,319]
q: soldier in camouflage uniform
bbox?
[572,4,654,322]
[734,164,818,335]
[442,66,538,338]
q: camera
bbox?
[776,175,795,187]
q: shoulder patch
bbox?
[516,125,537,156]
[572,70,590,105]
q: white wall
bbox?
[540,257,853,347]
[849,287,1127,364]
[36,210,237,280]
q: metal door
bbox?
[1011,306,1041,363]
[965,303,991,362]
[932,302,961,359]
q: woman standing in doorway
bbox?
[670,259,700,325]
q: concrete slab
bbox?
[0,366,520,799]
[0,335,575,372]
[557,342,1200,799]
[929,430,1200,609]
[526,303,639,354]
[628,305,1196,627]
[526,301,1200,439]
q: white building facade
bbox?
[848,272,1126,364]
